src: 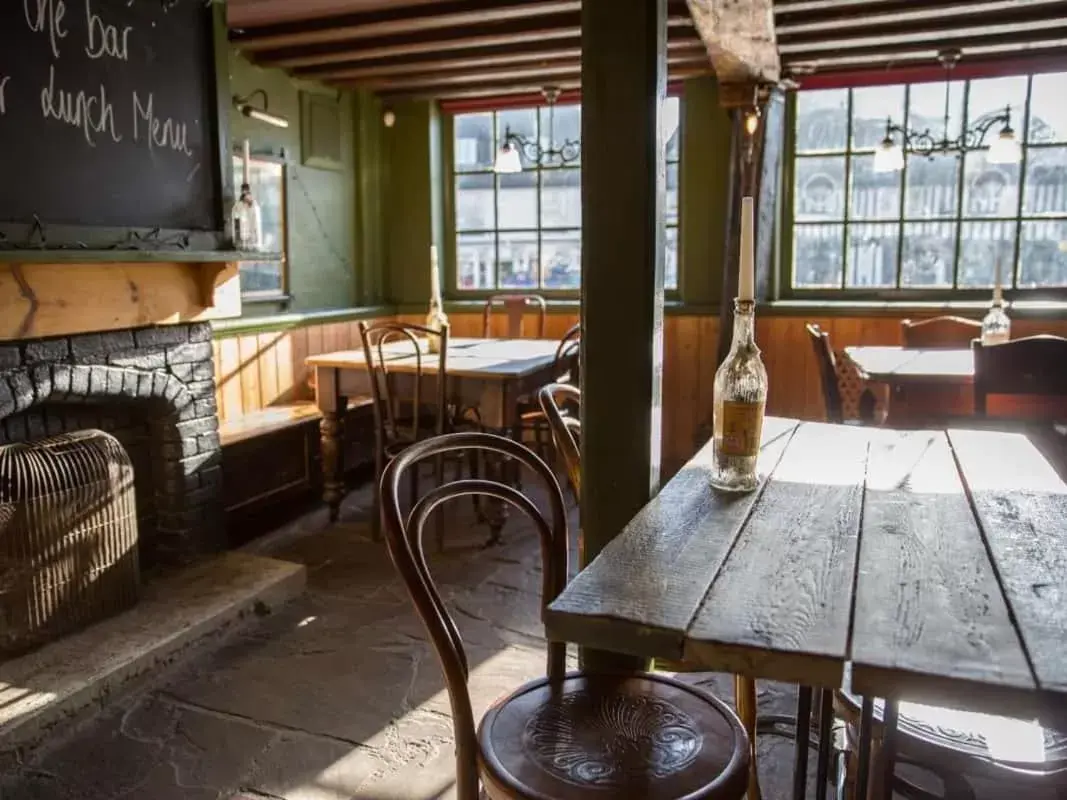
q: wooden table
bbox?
[546,417,1067,798]
[845,346,973,424]
[306,337,562,520]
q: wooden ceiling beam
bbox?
[780,17,1067,53]
[352,52,710,91]
[296,36,706,82]
[686,0,780,85]
[231,0,580,52]
[256,12,694,70]
[784,37,1067,72]
[778,5,1067,47]
[776,0,1067,32]
[781,26,1067,69]
[377,64,710,102]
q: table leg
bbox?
[735,676,762,800]
[854,697,875,800]
[877,699,899,800]
[793,686,813,800]
[316,367,345,524]
[814,689,834,800]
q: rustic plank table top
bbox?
[845,346,974,385]
[545,417,1067,723]
[305,337,559,381]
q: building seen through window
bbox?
[453,98,681,291]
[791,72,1067,292]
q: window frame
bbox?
[231,150,289,302]
[779,74,1067,302]
[443,103,682,300]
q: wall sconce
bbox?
[233,89,289,129]
[382,108,396,128]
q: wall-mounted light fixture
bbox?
[382,108,396,128]
[233,89,289,129]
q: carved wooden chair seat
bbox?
[380,432,750,800]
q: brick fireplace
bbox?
[0,323,224,569]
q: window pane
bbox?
[539,104,581,167]
[909,81,965,142]
[457,232,496,290]
[796,89,848,153]
[901,221,956,287]
[852,85,904,151]
[967,76,1027,132]
[849,154,901,220]
[497,172,537,229]
[541,169,581,228]
[498,231,539,289]
[1023,145,1067,215]
[454,112,494,172]
[1019,220,1067,287]
[542,229,581,290]
[1029,73,1067,144]
[846,223,899,288]
[666,162,680,225]
[665,226,678,290]
[497,108,538,170]
[963,150,1021,218]
[664,96,682,162]
[455,173,495,231]
[793,223,844,288]
[905,154,959,219]
[958,220,1016,287]
[795,156,846,221]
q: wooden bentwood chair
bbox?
[380,433,750,800]
[973,334,1067,418]
[482,294,547,339]
[539,384,763,800]
[806,323,877,425]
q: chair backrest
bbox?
[380,433,569,800]
[973,335,1067,418]
[538,384,581,499]
[482,294,547,339]
[554,322,581,385]
[901,316,982,348]
[358,321,449,453]
[805,323,844,423]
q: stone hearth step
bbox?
[0,552,305,760]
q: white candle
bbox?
[738,196,755,303]
[993,256,1003,304]
[430,245,441,303]
[242,138,251,186]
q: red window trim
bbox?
[796,53,1067,91]
[440,81,684,115]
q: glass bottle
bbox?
[711,299,768,492]
[981,267,1011,345]
[425,245,449,354]
[231,182,262,252]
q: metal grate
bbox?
[0,430,139,657]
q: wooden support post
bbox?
[716,84,786,367]
[580,0,667,671]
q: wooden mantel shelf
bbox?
[0,259,244,342]
[0,250,282,264]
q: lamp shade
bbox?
[493,144,523,174]
[873,140,905,173]
[987,129,1022,165]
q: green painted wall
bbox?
[229,51,367,315]
[383,100,444,308]
[678,76,733,309]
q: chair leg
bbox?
[735,675,762,800]
[435,453,445,552]
[371,445,384,542]
[510,421,524,489]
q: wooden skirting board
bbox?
[0,261,241,341]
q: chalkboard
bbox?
[0,0,228,247]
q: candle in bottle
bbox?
[738,197,755,302]
[425,244,449,353]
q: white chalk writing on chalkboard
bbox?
[24,0,68,60]
[0,76,10,115]
[132,91,194,157]
[85,0,132,62]
[40,64,122,147]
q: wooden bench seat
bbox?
[218,397,373,448]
